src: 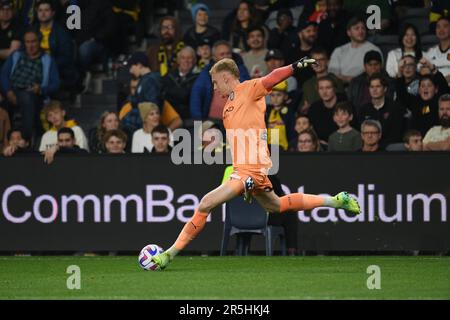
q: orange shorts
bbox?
[229,168,273,196]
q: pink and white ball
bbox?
[138,244,164,271]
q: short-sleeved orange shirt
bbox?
[223,79,272,174]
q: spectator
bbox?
[0,0,22,69]
[386,23,424,79]
[183,3,220,51]
[242,26,268,79]
[329,16,382,83]
[196,37,212,70]
[347,50,395,119]
[359,119,383,152]
[162,46,199,119]
[103,129,127,154]
[317,0,351,56]
[2,127,31,156]
[307,76,345,144]
[429,0,450,34]
[39,100,88,151]
[190,40,250,120]
[75,0,116,91]
[296,128,321,152]
[423,93,450,151]
[288,114,312,151]
[1,28,60,141]
[88,111,120,154]
[43,127,89,164]
[425,17,450,84]
[150,124,171,154]
[403,129,423,151]
[147,16,184,77]
[395,54,421,103]
[132,102,173,153]
[36,0,78,92]
[300,46,345,114]
[223,0,265,54]
[122,51,162,134]
[307,0,328,23]
[359,74,405,144]
[0,104,10,150]
[328,101,362,151]
[265,80,295,151]
[281,20,318,66]
[264,49,297,96]
[411,75,441,136]
[343,0,392,34]
[267,8,296,51]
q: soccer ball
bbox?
[138,244,164,271]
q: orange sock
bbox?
[279,193,326,212]
[173,210,209,250]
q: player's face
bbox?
[247,30,264,50]
[269,91,286,108]
[57,133,75,148]
[438,100,450,123]
[369,79,386,99]
[144,110,160,127]
[295,117,310,133]
[419,79,436,101]
[318,80,336,102]
[103,113,119,131]
[196,9,208,26]
[152,133,169,152]
[361,126,381,146]
[347,22,366,43]
[37,4,54,24]
[436,19,450,41]
[47,109,65,127]
[211,71,231,96]
[106,136,126,154]
[333,110,352,128]
[406,135,423,151]
[297,133,315,152]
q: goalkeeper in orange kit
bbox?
[152,57,361,269]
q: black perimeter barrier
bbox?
[0,152,449,252]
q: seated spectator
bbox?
[43,127,89,164]
[429,1,450,34]
[343,0,392,34]
[0,105,11,151]
[296,129,321,152]
[0,0,22,69]
[307,0,327,23]
[425,17,450,84]
[317,0,351,56]
[264,49,297,96]
[386,23,424,79]
[183,3,220,51]
[328,102,362,151]
[265,81,295,151]
[147,16,185,77]
[88,111,120,154]
[162,46,199,120]
[359,119,383,152]
[39,100,88,151]
[103,129,127,154]
[359,74,405,144]
[242,26,268,79]
[329,16,382,84]
[150,124,171,154]
[307,76,345,144]
[423,93,450,151]
[132,102,173,153]
[190,40,250,120]
[267,8,296,52]
[1,28,60,141]
[2,127,31,156]
[122,51,162,133]
[395,54,421,102]
[36,0,78,93]
[300,46,345,114]
[288,114,312,151]
[348,50,394,119]
[403,129,423,151]
[196,38,212,70]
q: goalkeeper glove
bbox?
[292,57,317,70]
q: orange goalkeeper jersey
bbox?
[222,78,273,173]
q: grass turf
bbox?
[0,256,449,299]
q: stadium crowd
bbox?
[0,0,449,159]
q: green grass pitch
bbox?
[0,256,449,299]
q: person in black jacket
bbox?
[183,3,220,51]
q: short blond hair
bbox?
[209,58,240,79]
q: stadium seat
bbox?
[220,197,286,256]
[399,7,431,35]
[371,35,398,62]
[421,34,439,51]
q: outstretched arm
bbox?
[261,57,317,90]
